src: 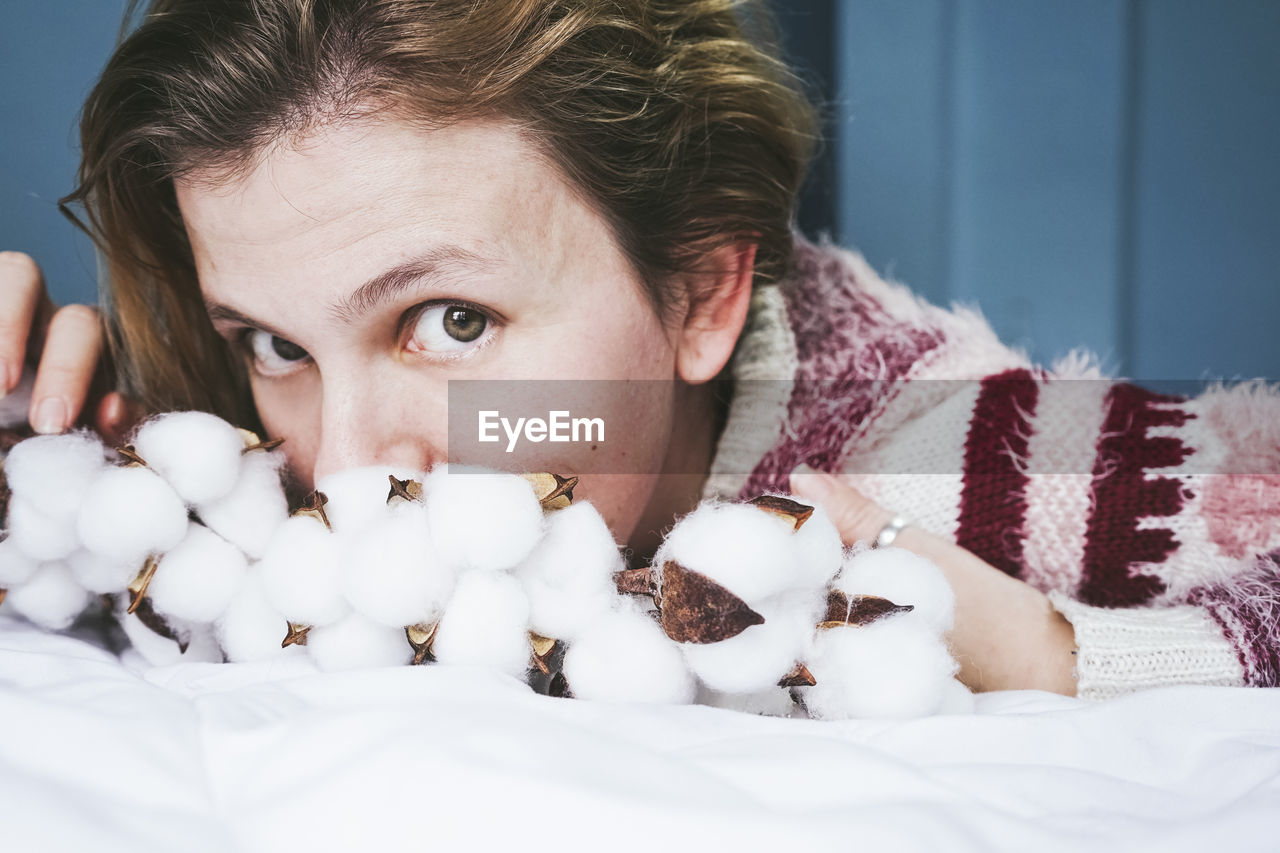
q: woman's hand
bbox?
[790,465,1079,696]
[0,251,137,443]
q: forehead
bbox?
[174,116,610,303]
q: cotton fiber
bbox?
[698,685,798,718]
[65,548,138,595]
[787,501,845,588]
[260,515,350,626]
[655,502,797,603]
[215,574,297,663]
[132,412,247,505]
[3,431,107,518]
[803,612,959,719]
[425,468,544,572]
[306,612,414,671]
[5,498,80,561]
[432,570,532,678]
[147,525,249,623]
[679,594,820,693]
[562,603,697,704]
[316,466,423,534]
[195,449,288,559]
[342,506,454,627]
[0,539,40,587]
[836,546,956,635]
[6,562,91,631]
[516,502,621,641]
[77,467,189,565]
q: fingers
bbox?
[29,304,105,434]
[789,464,892,545]
[0,251,53,394]
[94,391,145,446]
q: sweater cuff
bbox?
[1047,592,1245,700]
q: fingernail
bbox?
[100,392,124,429]
[32,396,69,434]
[789,463,836,500]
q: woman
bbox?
[2,0,1276,699]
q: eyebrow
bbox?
[203,245,495,337]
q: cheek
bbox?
[250,375,323,483]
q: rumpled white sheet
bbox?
[2,613,1278,853]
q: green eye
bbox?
[442,307,487,343]
[410,304,493,355]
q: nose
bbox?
[310,370,447,485]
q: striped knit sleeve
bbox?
[1047,592,1245,700]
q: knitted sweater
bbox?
[705,236,1280,700]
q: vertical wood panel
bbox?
[1130,0,1280,380]
[836,0,952,305]
[948,0,1127,365]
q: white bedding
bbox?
[2,614,1278,853]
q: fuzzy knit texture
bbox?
[707,235,1280,700]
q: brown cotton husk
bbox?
[657,560,765,644]
[777,663,817,688]
[405,622,439,665]
[521,472,578,510]
[281,622,312,648]
[126,555,160,615]
[613,566,654,597]
[529,632,560,675]
[116,445,147,468]
[747,494,815,532]
[0,588,6,607]
[131,596,189,652]
[238,428,285,454]
[296,491,332,530]
[819,590,914,630]
[386,476,424,506]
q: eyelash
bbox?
[233,299,502,377]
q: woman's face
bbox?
[175,116,698,546]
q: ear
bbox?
[674,242,757,385]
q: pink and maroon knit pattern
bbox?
[747,238,1280,688]
[954,369,1039,579]
[741,241,944,497]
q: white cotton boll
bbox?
[121,614,224,666]
[215,574,297,663]
[342,506,454,627]
[5,497,80,561]
[655,502,797,604]
[0,538,41,586]
[6,562,91,630]
[835,546,956,635]
[315,466,423,534]
[132,411,245,505]
[431,570,532,678]
[259,515,350,626]
[424,468,543,573]
[789,502,844,588]
[698,685,798,718]
[802,613,959,720]
[516,502,622,641]
[77,466,190,565]
[678,592,820,693]
[936,678,976,715]
[562,604,696,704]
[523,579,618,644]
[196,449,288,559]
[147,525,249,623]
[305,612,414,671]
[3,431,107,518]
[65,548,138,594]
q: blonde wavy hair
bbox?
[62,0,817,425]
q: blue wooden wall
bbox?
[2,1,1277,381]
[835,0,1280,380]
